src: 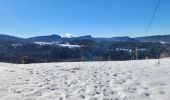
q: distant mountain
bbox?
[1,34,170,44]
[136,35,170,43]
[0,34,24,42]
[111,36,138,42]
[0,34,140,43]
[27,34,62,42]
[63,35,138,43]
[95,36,138,42]
[78,35,93,39]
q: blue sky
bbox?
[0,0,169,38]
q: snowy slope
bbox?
[0,58,170,100]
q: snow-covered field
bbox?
[0,58,170,100]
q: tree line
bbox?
[0,40,169,64]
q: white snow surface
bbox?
[0,58,170,100]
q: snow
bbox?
[65,33,74,38]
[34,42,81,48]
[0,58,170,100]
[34,42,56,45]
[58,44,81,48]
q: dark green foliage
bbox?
[0,40,169,63]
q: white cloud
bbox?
[65,33,74,38]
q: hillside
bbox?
[0,34,25,42]
[0,58,170,100]
[0,34,138,43]
[27,34,62,42]
[1,34,170,43]
[136,35,170,43]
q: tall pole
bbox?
[136,47,138,60]
[157,48,160,64]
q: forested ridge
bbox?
[0,39,169,64]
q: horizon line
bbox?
[0,33,170,39]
